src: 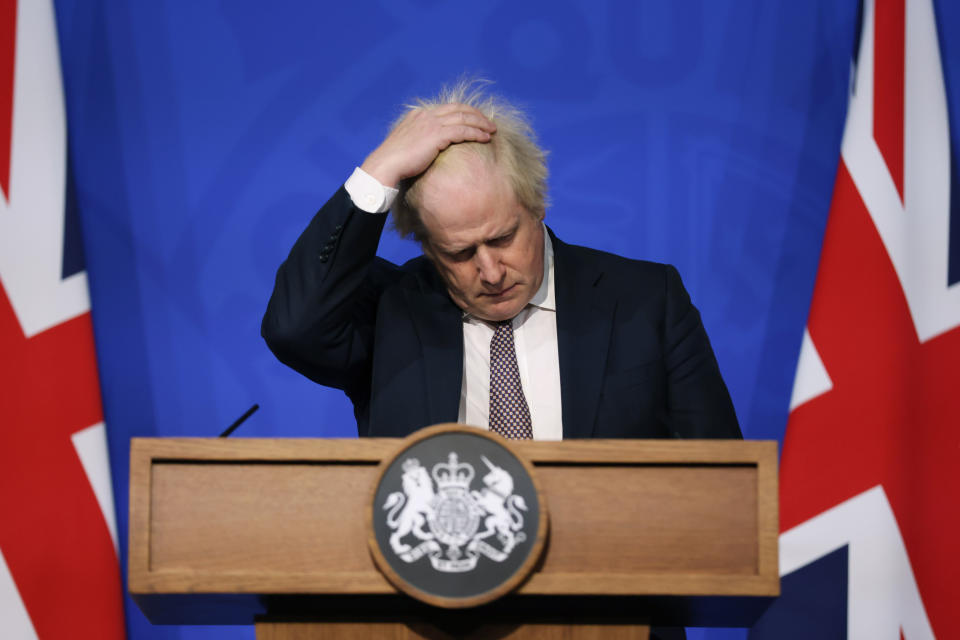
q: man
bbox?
[262,81,740,441]
[263,81,739,640]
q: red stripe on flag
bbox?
[0,0,15,201]
[0,281,126,638]
[873,0,906,202]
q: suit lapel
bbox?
[407,266,464,426]
[403,233,614,436]
[552,233,615,439]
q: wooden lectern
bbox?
[129,436,778,639]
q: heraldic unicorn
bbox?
[382,452,529,573]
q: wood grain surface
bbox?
[129,436,778,599]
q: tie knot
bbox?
[491,321,515,351]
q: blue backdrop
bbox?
[49,1,960,639]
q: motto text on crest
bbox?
[382,452,529,573]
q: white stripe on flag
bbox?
[71,422,120,555]
[0,547,39,640]
[0,0,91,339]
[780,485,934,640]
[841,0,958,343]
[789,328,833,411]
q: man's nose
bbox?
[475,247,505,285]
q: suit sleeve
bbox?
[261,186,399,400]
[661,265,742,439]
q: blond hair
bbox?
[391,79,549,241]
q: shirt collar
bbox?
[527,222,556,311]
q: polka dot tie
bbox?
[489,321,533,440]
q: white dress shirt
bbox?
[345,167,564,440]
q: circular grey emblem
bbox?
[369,425,547,608]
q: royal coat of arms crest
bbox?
[382,452,529,573]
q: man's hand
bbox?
[360,104,496,188]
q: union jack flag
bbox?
[0,0,126,637]
[752,0,958,637]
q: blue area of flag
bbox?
[851,0,864,71]
[61,148,85,280]
[748,546,848,640]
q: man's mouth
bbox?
[484,283,517,298]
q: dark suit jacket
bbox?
[262,187,740,440]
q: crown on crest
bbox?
[401,457,422,472]
[432,452,474,489]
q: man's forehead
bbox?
[430,216,522,252]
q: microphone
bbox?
[219,403,259,437]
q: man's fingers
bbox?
[421,105,496,147]
[436,125,492,149]
[361,103,496,186]
[448,110,497,132]
[431,104,496,132]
